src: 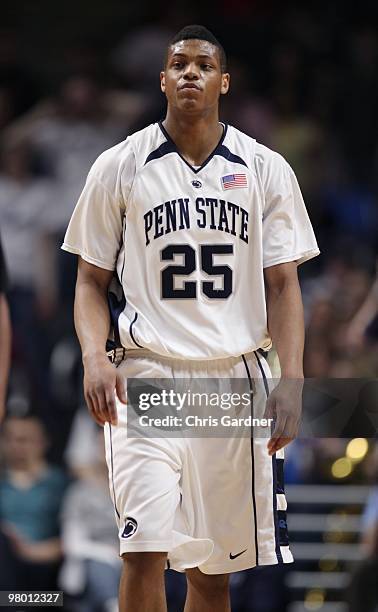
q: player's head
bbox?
[166,25,227,73]
[161,25,230,115]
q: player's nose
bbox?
[183,62,200,79]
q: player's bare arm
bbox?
[264,261,304,455]
[74,258,127,426]
[0,292,11,423]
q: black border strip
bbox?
[241,354,258,567]
[129,312,144,348]
[109,424,120,519]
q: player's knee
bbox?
[121,551,167,575]
[186,568,229,595]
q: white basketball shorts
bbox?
[104,349,293,574]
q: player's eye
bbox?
[172,61,184,69]
[201,64,213,71]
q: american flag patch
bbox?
[221,173,248,190]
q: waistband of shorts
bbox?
[106,346,269,368]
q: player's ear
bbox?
[221,73,230,95]
[160,71,166,93]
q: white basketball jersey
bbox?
[62,122,319,359]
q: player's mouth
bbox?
[179,83,202,91]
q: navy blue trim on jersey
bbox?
[109,424,120,519]
[129,312,144,348]
[241,354,258,566]
[215,144,248,168]
[277,509,290,547]
[255,349,289,560]
[108,290,126,348]
[272,454,283,563]
[276,451,289,549]
[107,216,127,349]
[156,122,245,174]
[144,139,177,166]
[275,457,285,494]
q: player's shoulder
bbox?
[225,124,256,166]
[226,125,288,173]
[88,123,160,191]
[88,136,135,187]
[127,122,163,161]
[254,141,288,171]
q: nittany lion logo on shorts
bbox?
[121,517,138,538]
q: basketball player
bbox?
[0,234,11,424]
[63,25,319,612]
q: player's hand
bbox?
[83,353,127,427]
[264,378,303,456]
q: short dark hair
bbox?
[167,25,227,72]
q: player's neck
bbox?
[162,111,223,167]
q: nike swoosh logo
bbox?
[229,549,247,560]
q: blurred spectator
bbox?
[64,406,103,479]
[220,59,276,146]
[269,43,327,196]
[0,139,56,405]
[303,247,377,378]
[60,430,121,612]
[0,415,68,590]
[0,234,11,423]
[345,270,378,352]
[0,140,53,293]
[3,74,133,355]
[8,74,128,233]
[112,23,173,91]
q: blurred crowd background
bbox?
[0,1,377,611]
